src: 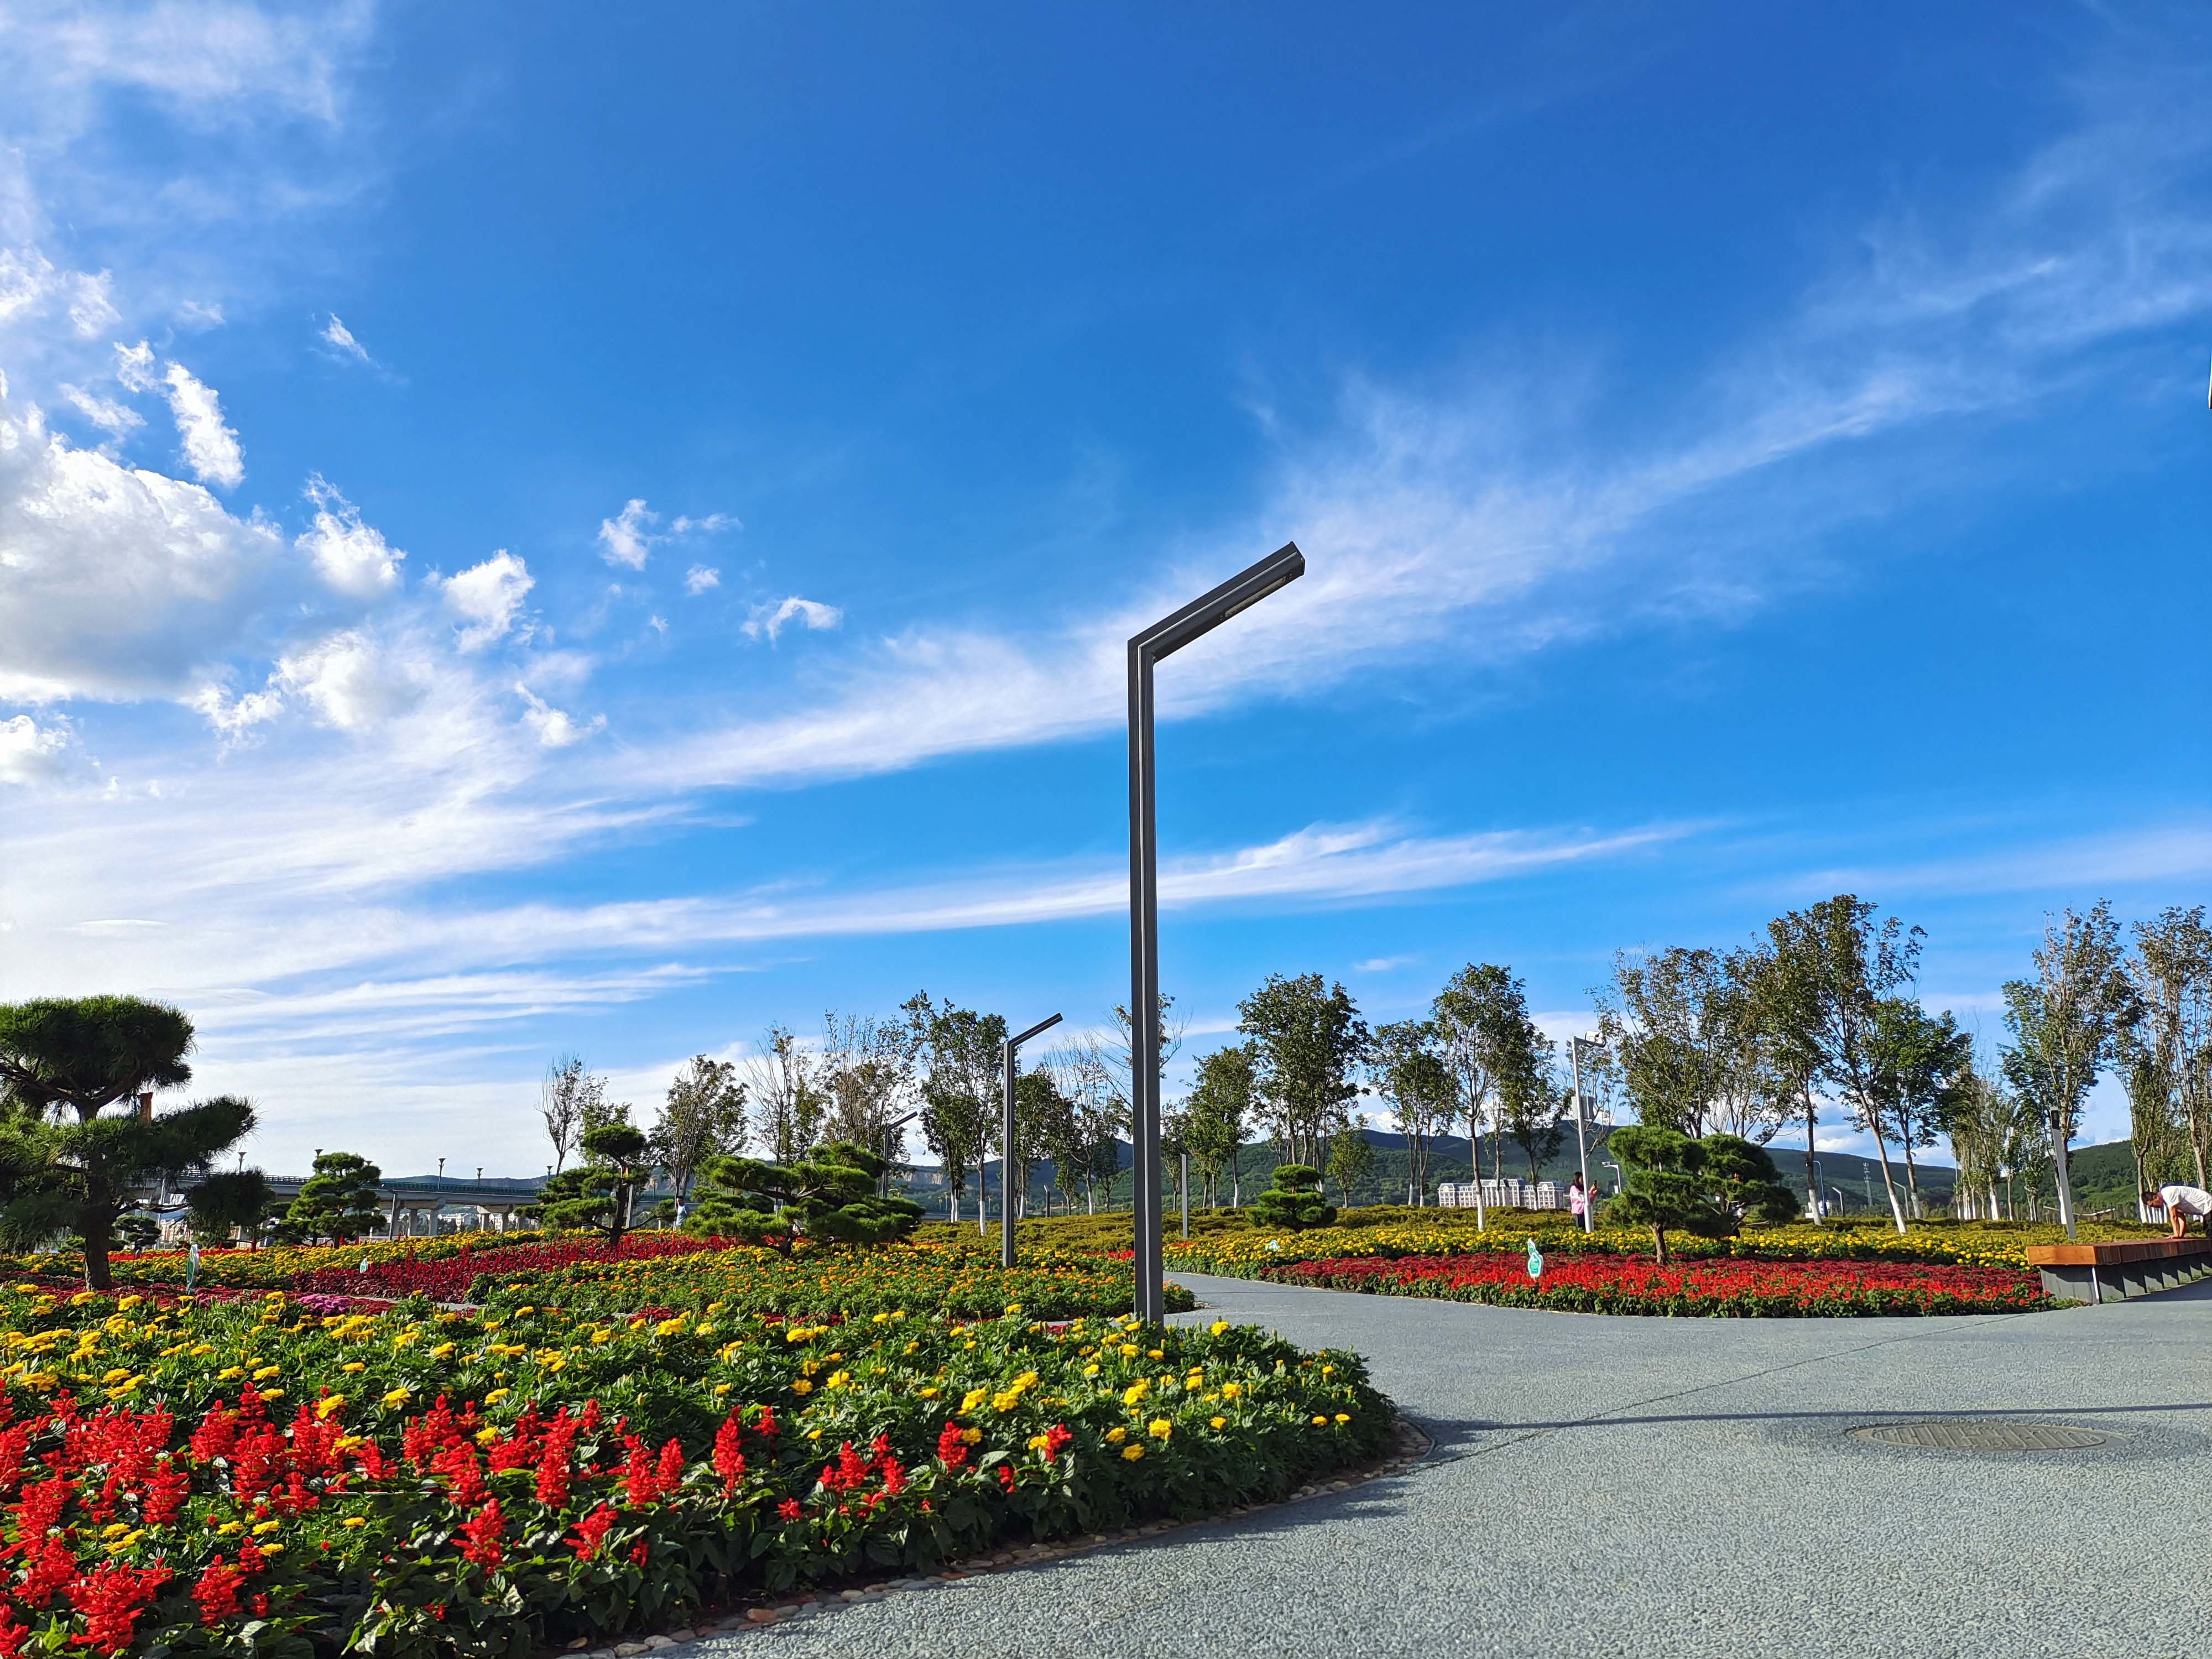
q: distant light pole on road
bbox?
[1000,1014,1063,1269]
[1129,541,1306,1324]
[1567,1032,1604,1232]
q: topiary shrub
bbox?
[1246,1165,1337,1232]
[685,1140,924,1255]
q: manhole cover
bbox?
[1848,1420,2118,1452]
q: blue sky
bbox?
[0,3,2205,1175]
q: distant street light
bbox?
[1128,543,1306,1323]
[1567,1033,1604,1233]
[1000,1015,1062,1269]
[1601,1160,1624,1197]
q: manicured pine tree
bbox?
[684,1140,923,1255]
[0,995,254,1290]
[284,1150,384,1245]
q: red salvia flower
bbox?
[568,1503,617,1560]
[192,1556,247,1626]
[935,1422,969,1470]
[460,1498,507,1572]
[65,1560,170,1653]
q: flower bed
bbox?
[1265,1251,2051,1316]
[1161,1212,2159,1275]
[475,1238,1194,1322]
[2,1234,1190,1323]
[0,1283,1386,1656]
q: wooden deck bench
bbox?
[2026,1237,2212,1303]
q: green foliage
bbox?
[1181,1045,1256,1205]
[1606,1125,1729,1262]
[1247,1164,1337,1232]
[186,1169,273,1243]
[1699,1134,1800,1228]
[905,994,1006,1212]
[1324,1129,1374,1198]
[684,1139,924,1253]
[1238,974,1370,1171]
[285,1149,384,1245]
[113,1209,160,1251]
[0,995,252,1290]
[1431,963,1548,1179]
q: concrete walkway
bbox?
[702,1271,2212,1657]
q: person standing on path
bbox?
[2147,1183,2212,1237]
[1568,1172,1589,1223]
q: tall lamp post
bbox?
[1566,1032,1604,1233]
[1000,1014,1062,1269]
[1129,541,1306,1323]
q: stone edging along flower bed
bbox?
[547,1415,1434,1648]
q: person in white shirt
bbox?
[2147,1184,2212,1238]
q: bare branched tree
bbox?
[540,1054,606,1174]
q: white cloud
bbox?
[515,685,603,749]
[319,312,371,364]
[296,474,401,597]
[596,498,656,569]
[742,596,843,643]
[0,713,77,784]
[114,339,156,392]
[0,383,286,702]
[0,247,116,337]
[435,551,534,650]
[1352,956,1415,973]
[58,382,140,436]
[682,565,719,595]
[160,361,243,487]
[274,629,426,731]
[671,513,737,534]
[176,300,225,330]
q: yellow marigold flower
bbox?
[101,1367,130,1384]
[1121,1444,1144,1462]
[918,1386,940,1399]
[259,1543,285,1557]
[1118,1343,1139,1358]
[216,1366,244,1381]
[1148,1418,1171,1440]
[1123,1381,1149,1405]
[1321,1365,1334,1378]
[430,1342,456,1359]
[790,1378,813,1395]
[1026,1433,1051,1452]
[1334,1413,1351,1425]
[1210,1416,1227,1430]
[1082,1364,1100,1378]
[656,1317,687,1337]
[252,1520,281,1536]
[315,1395,346,1419]
[1147,1348,1165,1360]
[259,1389,283,1402]
[1220,1383,1242,1400]
[101,1522,131,1540]
[1105,1426,1126,1444]
[1209,1320,1230,1335]
[1311,1415,1328,1426]
[215,1521,243,1536]
[118,1295,142,1311]
[960,1426,981,1444]
[341,1516,367,1528]
[484,1389,510,1405]
[381,1387,411,1408]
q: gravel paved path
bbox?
[685,1270,2212,1657]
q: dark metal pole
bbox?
[1000,1014,1062,1270]
[1126,542,1305,1324]
[1129,640,1162,1322]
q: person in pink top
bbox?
[1568,1172,1590,1222]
